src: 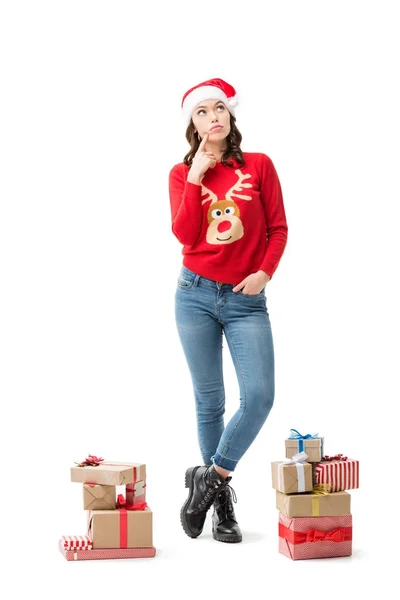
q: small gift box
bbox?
[278,513,352,560]
[271,451,313,494]
[285,429,324,462]
[83,484,116,510]
[315,454,359,492]
[59,540,156,561]
[61,535,92,550]
[71,456,146,486]
[276,488,351,517]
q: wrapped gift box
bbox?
[83,484,116,510]
[285,433,324,463]
[315,457,359,492]
[59,539,156,561]
[88,506,153,549]
[278,513,352,560]
[271,459,313,494]
[276,490,351,517]
[71,460,146,486]
[61,535,92,550]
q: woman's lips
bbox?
[210,125,223,132]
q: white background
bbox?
[1,0,398,597]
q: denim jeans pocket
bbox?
[239,288,265,298]
[177,275,195,290]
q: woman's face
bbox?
[191,99,231,141]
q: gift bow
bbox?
[288,429,320,453]
[322,453,348,461]
[282,451,308,465]
[116,494,147,511]
[75,454,104,467]
[305,527,346,543]
[312,483,331,495]
[289,429,319,441]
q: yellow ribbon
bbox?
[311,483,331,516]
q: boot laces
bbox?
[216,484,237,521]
[194,470,230,513]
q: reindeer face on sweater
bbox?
[202,169,252,245]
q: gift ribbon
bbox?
[288,429,320,453]
[75,454,104,467]
[279,522,352,544]
[278,451,308,492]
[311,483,331,516]
[322,454,348,461]
[116,494,148,549]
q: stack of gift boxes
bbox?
[59,455,156,561]
[271,430,359,560]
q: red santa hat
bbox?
[181,78,238,125]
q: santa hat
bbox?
[181,78,238,125]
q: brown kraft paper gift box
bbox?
[87,506,153,549]
[83,484,116,510]
[276,490,351,517]
[71,461,146,486]
[271,461,313,494]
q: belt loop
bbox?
[193,274,200,287]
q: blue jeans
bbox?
[174,266,275,472]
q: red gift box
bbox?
[315,457,359,492]
[59,539,156,561]
[278,512,352,560]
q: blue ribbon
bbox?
[288,429,319,452]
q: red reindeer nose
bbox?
[217,221,232,233]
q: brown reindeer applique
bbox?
[201,169,253,245]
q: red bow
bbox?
[322,453,348,461]
[75,454,104,467]
[305,528,346,543]
[279,522,352,545]
[116,494,147,511]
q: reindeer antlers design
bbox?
[201,169,253,205]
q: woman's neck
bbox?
[204,141,227,162]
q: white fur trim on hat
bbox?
[182,86,236,125]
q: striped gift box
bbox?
[59,540,156,561]
[61,535,92,550]
[315,458,359,492]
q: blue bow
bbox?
[288,429,319,452]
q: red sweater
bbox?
[169,152,288,284]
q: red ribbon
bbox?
[116,494,147,511]
[116,494,148,549]
[75,454,104,467]
[322,453,348,461]
[279,522,352,544]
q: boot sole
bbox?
[180,466,201,539]
[213,531,242,543]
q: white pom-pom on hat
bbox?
[181,78,238,125]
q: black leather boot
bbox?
[212,484,242,543]
[180,465,231,538]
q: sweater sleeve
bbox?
[169,164,204,246]
[258,154,288,279]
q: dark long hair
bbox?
[183,113,245,168]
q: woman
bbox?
[169,78,288,543]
